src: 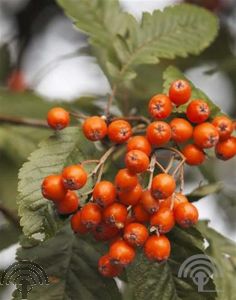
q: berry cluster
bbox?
[43,79,236,278]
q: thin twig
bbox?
[147,154,156,190]
[165,156,175,173]
[180,165,185,193]
[155,160,166,173]
[81,159,100,166]
[0,115,48,128]
[0,203,20,229]
[172,157,186,177]
[70,111,87,120]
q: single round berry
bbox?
[47,107,70,130]
[93,222,119,241]
[158,197,172,210]
[148,94,172,119]
[132,204,150,223]
[57,190,79,215]
[146,121,171,146]
[172,193,189,210]
[193,122,219,149]
[150,208,175,234]
[118,184,142,206]
[127,136,152,156]
[108,120,132,144]
[186,99,210,123]
[41,174,66,202]
[125,149,150,173]
[103,203,128,228]
[144,235,171,262]
[212,115,233,141]
[62,165,87,190]
[98,254,123,277]
[140,190,159,214]
[182,144,205,165]
[80,203,102,230]
[109,240,135,266]
[151,173,176,199]
[124,223,149,247]
[93,181,116,208]
[82,116,107,141]
[7,70,27,92]
[169,79,191,105]
[215,137,236,160]
[70,211,88,234]
[115,168,138,192]
[170,118,193,143]
[174,202,199,228]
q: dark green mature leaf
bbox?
[17,127,98,240]
[13,226,121,300]
[163,66,221,117]
[127,226,217,300]
[0,223,20,251]
[187,182,223,203]
[197,221,236,300]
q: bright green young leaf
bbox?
[13,226,121,300]
[17,127,98,240]
[127,226,217,300]
[163,66,221,117]
[187,182,223,203]
[197,221,236,300]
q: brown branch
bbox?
[0,203,20,229]
[0,115,48,128]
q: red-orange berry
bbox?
[80,203,102,229]
[118,184,142,206]
[93,222,119,241]
[169,79,191,105]
[215,137,236,160]
[186,99,210,123]
[132,204,150,223]
[212,115,233,141]
[57,190,79,215]
[140,190,159,214]
[70,211,88,234]
[109,240,135,265]
[62,165,87,190]
[47,107,70,130]
[150,208,175,234]
[174,202,199,228]
[125,149,150,173]
[182,144,205,165]
[144,235,171,261]
[151,174,176,199]
[108,120,132,144]
[124,223,149,247]
[127,136,152,156]
[41,174,66,202]
[98,254,123,277]
[93,181,116,208]
[115,168,138,192]
[193,122,219,148]
[82,116,107,141]
[172,193,189,210]
[158,197,172,210]
[146,121,171,146]
[170,118,193,143]
[103,203,128,228]
[7,70,27,92]
[148,94,172,119]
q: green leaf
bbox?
[163,66,221,117]
[187,182,223,203]
[0,223,19,251]
[13,226,121,300]
[127,226,217,300]
[197,221,236,300]
[17,127,98,240]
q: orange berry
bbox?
[193,122,219,148]
[115,168,138,192]
[57,190,79,215]
[98,254,123,277]
[174,202,199,228]
[125,149,150,173]
[150,208,175,234]
[148,94,172,119]
[70,211,88,234]
[212,115,233,141]
[93,181,116,208]
[103,203,128,228]
[41,174,66,202]
[151,173,176,199]
[172,193,189,210]
[132,204,150,223]
[109,240,135,266]
[82,116,107,141]
[124,223,149,247]
[186,99,210,123]
[215,137,236,160]
[80,203,102,229]
[93,222,119,241]
[108,120,132,144]
[182,144,205,165]
[169,79,191,105]
[127,136,152,156]
[146,121,171,146]
[62,165,87,190]
[140,190,159,214]
[144,235,171,262]
[47,107,70,130]
[170,118,193,143]
[118,184,142,206]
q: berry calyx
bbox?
[57,190,79,215]
[108,120,132,144]
[127,136,152,156]
[125,149,150,173]
[182,144,205,165]
[124,222,149,247]
[41,174,66,202]
[148,94,172,119]
[115,168,138,192]
[146,121,171,146]
[80,203,102,229]
[47,107,70,130]
[151,173,176,199]
[186,99,210,123]
[169,79,191,105]
[62,165,87,190]
[93,181,116,208]
[170,118,193,143]
[193,122,219,148]
[174,202,199,228]
[109,240,135,265]
[83,116,107,141]
[144,235,171,262]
